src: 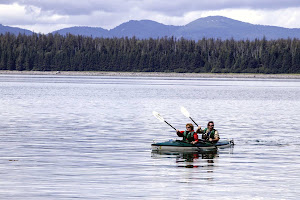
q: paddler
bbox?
[176,123,199,144]
[196,121,220,143]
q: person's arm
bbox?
[196,125,203,133]
[176,130,184,137]
[191,132,199,144]
[196,126,208,140]
[208,130,220,142]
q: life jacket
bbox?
[183,131,195,142]
[203,128,216,140]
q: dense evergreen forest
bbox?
[0,32,299,73]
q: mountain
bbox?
[109,20,180,38]
[1,16,300,40]
[54,20,180,39]
[174,16,255,40]
[52,26,109,38]
[175,16,300,40]
[51,16,300,40]
[0,24,33,35]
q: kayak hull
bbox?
[151,139,234,152]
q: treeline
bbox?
[0,32,300,73]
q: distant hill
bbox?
[177,16,300,40]
[52,26,109,38]
[0,24,33,35]
[2,16,300,40]
[109,20,180,38]
[51,16,300,40]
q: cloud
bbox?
[4,0,300,15]
[141,0,300,15]
[2,0,138,15]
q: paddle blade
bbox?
[152,111,165,122]
[180,106,190,118]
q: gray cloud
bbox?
[0,0,12,3]
[4,0,139,15]
[3,0,300,16]
[140,0,300,16]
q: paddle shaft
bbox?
[164,120,176,130]
[189,117,198,126]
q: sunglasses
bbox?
[186,127,191,129]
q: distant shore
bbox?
[0,70,300,79]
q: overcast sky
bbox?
[0,0,300,33]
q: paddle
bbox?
[180,106,198,126]
[152,111,176,130]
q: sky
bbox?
[0,0,300,34]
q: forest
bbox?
[0,32,299,74]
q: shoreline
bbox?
[0,70,300,79]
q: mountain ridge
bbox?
[0,24,33,35]
[1,16,300,40]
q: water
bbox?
[0,74,299,199]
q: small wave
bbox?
[251,139,293,147]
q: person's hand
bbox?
[191,141,197,144]
[176,129,179,133]
[197,125,201,130]
[209,138,213,142]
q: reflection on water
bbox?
[151,148,232,169]
[176,151,218,169]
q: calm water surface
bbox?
[0,75,299,199]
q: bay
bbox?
[0,74,299,199]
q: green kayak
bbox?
[151,139,234,152]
